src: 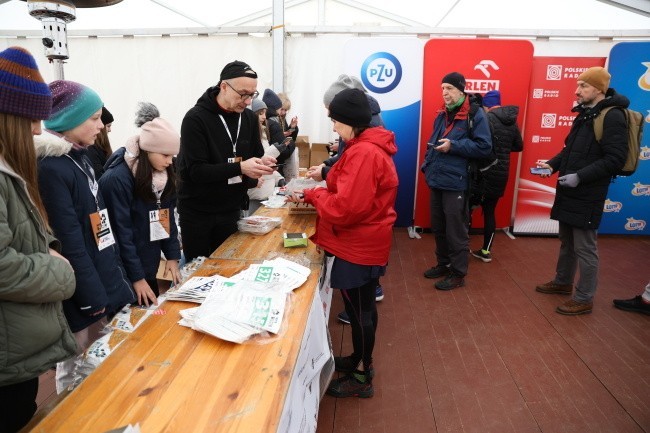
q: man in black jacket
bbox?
[535,67,629,315]
[177,61,275,262]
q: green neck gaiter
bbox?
[446,95,466,112]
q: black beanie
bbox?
[101,106,113,125]
[328,88,371,127]
[220,60,258,81]
[441,72,466,93]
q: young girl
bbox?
[35,80,136,393]
[0,46,77,433]
[85,106,114,179]
[99,102,181,304]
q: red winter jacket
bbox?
[304,127,398,265]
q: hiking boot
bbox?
[613,295,650,315]
[334,356,375,379]
[337,311,350,324]
[326,373,374,398]
[424,264,450,279]
[435,273,465,291]
[556,299,593,315]
[375,285,384,302]
[471,249,492,263]
[535,280,573,295]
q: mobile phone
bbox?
[270,163,285,168]
[530,167,552,175]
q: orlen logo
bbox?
[465,60,500,93]
[639,62,650,91]
[631,182,650,196]
[541,113,556,128]
[603,199,622,213]
[361,52,402,94]
[547,65,562,80]
[625,217,646,231]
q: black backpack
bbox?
[466,94,497,208]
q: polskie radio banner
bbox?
[344,38,425,227]
[512,57,606,235]
[415,39,533,228]
[599,42,650,235]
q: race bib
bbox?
[149,208,171,241]
[89,209,116,251]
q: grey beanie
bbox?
[251,98,267,113]
[323,74,366,107]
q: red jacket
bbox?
[304,127,398,265]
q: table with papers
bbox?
[29,206,334,433]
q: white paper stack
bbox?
[166,275,235,303]
[179,258,311,344]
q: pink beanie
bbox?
[139,118,179,155]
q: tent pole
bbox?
[272,0,285,93]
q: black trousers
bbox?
[0,377,38,433]
[341,278,378,378]
[179,209,239,263]
[429,188,470,276]
[480,196,499,251]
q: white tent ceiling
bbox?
[1,0,649,37]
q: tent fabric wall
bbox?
[0,34,621,151]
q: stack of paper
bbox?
[166,275,235,303]
[178,258,311,343]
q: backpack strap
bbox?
[593,106,622,142]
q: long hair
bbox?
[93,127,113,158]
[0,113,50,230]
[351,125,370,139]
[132,150,176,203]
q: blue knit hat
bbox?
[44,80,103,132]
[0,46,52,120]
[483,90,501,108]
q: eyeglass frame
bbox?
[224,80,259,101]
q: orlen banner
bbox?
[414,39,533,228]
[512,57,606,235]
[600,42,650,235]
[344,38,424,227]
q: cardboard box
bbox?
[156,259,173,281]
[295,135,310,169]
[283,232,308,248]
[310,143,330,168]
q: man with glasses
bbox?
[177,60,275,262]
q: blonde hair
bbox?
[278,92,291,111]
[0,113,50,230]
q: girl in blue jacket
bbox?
[99,102,181,306]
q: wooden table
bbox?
[29,207,329,433]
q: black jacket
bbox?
[483,105,523,198]
[548,89,629,229]
[177,86,264,215]
[85,144,109,180]
[99,148,181,282]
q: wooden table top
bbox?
[30,207,322,433]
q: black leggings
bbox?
[0,377,38,433]
[340,278,378,377]
[481,197,499,251]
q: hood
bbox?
[488,105,519,126]
[195,86,222,115]
[105,146,126,170]
[351,127,397,156]
[0,156,21,180]
[34,130,73,158]
[366,94,381,116]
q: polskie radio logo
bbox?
[541,113,557,128]
[361,52,402,94]
[465,60,500,94]
[603,199,622,213]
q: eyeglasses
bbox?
[224,81,259,101]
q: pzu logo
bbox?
[361,52,402,94]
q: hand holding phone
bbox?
[530,167,552,176]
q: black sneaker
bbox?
[334,356,375,379]
[613,295,650,315]
[326,373,374,398]
[471,249,492,263]
[424,264,450,279]
[337,311,350,324]
[435,273,465,291]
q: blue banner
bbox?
[600,42,650,235]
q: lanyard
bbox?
[66,154,100,212]
[152,184,163,209]
[219,114,242,157]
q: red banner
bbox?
[415,39,533,228]
[512,57,606,234]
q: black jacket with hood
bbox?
[177,86,264,215]
[548,89,629,230]
[483,105,523,198]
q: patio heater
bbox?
[23,0,122,80]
